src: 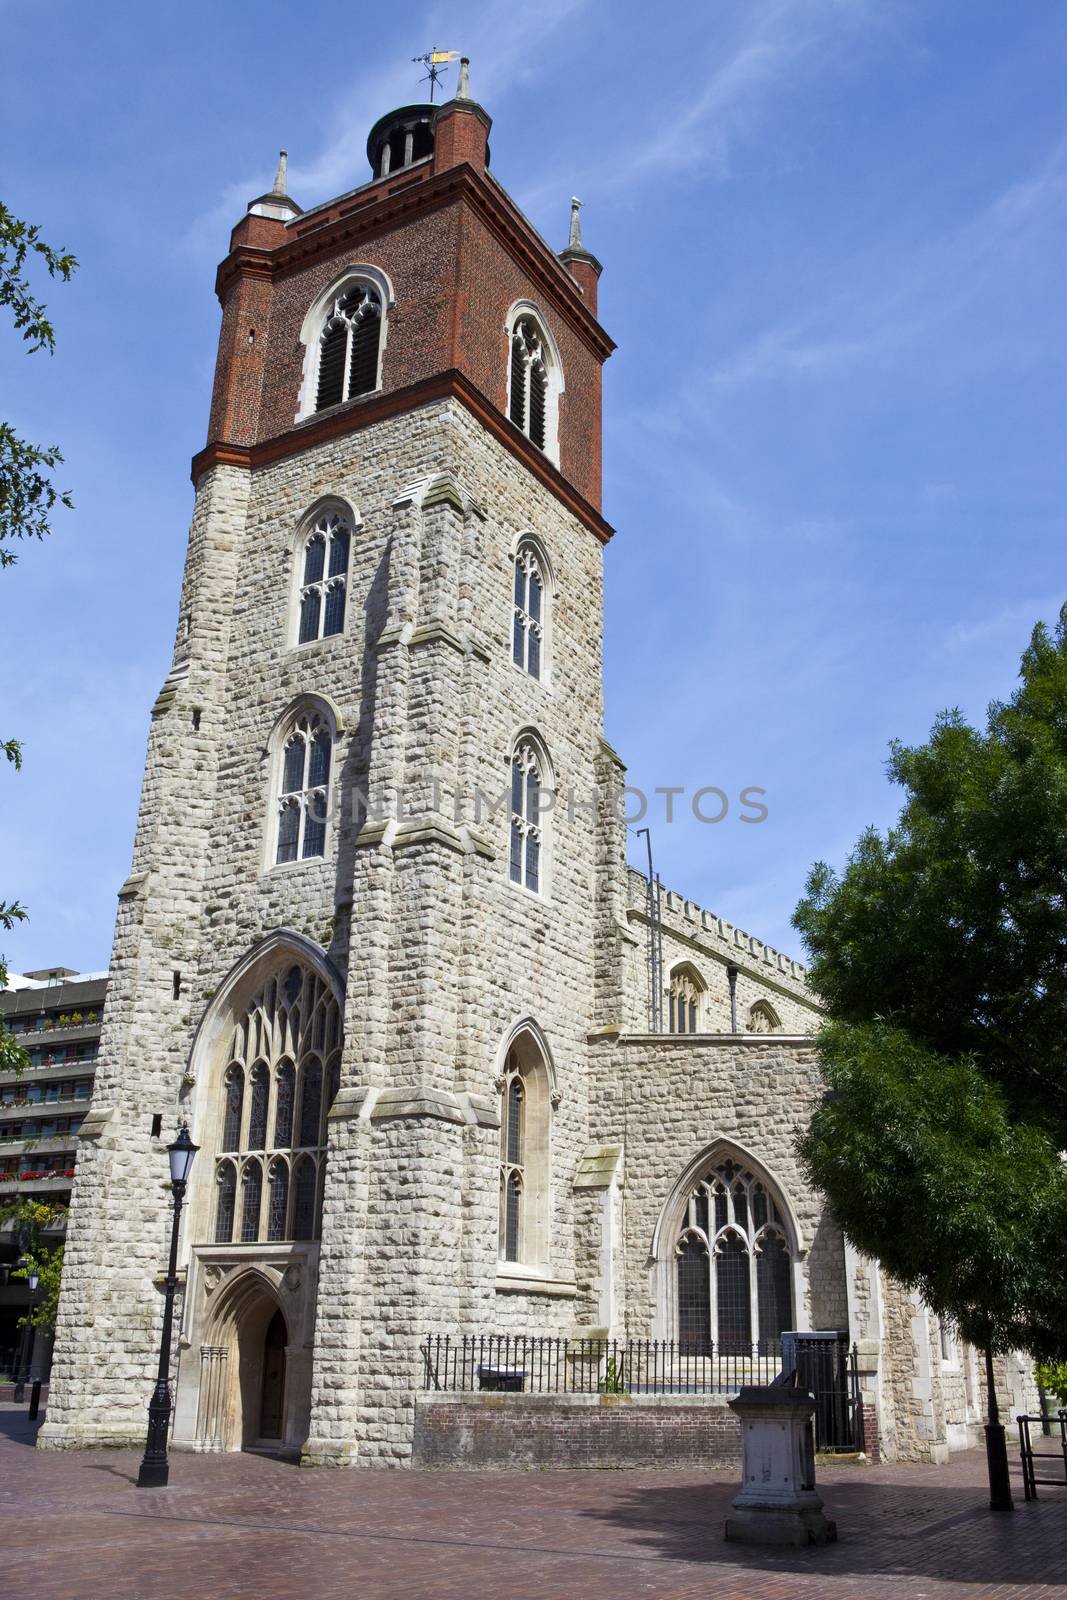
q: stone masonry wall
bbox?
[413,1392,740,1470]
[588,1035,849,1343]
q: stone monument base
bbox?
[724,1384,838,1547]
[725,1503,837,1547]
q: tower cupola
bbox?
[366,105,437,179]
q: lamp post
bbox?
[12,1260,40,1403]
[136,1124,198,1489]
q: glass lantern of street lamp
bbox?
[28,1267,39,1293]
[167,1125,199,1187]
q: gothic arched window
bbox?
[512,541,547,680]
[509,318,549,449]
[221,1065,244,1152]
[506,306,561,460]
[274,706,334,865]
[314,283,381,411]
[247,1064,269,1150]
[210,958,341,1245]
[497,1030,554,1270]
[296,510,351,645]
[668,965,704,1034]
[214,1160,237,1244]
[673,1156,795,1355]
[509,738,550,894]
[747,999,782,1034]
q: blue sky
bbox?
[2,0,1065,974]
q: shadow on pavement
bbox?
[578,1472,1067,1586]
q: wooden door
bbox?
[259,1309,287,1440]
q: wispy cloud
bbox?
[704,136,1067,391]
[182,0,591,257]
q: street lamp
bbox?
[12,1260,40,1403]
[136,1124,198,1489]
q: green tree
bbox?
[0,203,76,1061]
[793,608,1067,1502]
[1,1198,67,1336]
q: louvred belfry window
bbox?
[210,961,342,1245]
[509,318,549,451]
[315,284,381,411]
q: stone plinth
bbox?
[725,1385,837,1547]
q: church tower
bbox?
[40,65,617,1462]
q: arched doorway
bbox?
[259,1309,287,1442]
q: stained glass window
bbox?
[248,1065,269,1150]
[240,1161,263,1243]
[274,1061,295,1148]
[673,1156,794,1355]
[299,1057,323,1148]
[215,1162,236,1244]
[211,959,340,1246]
[222,1066,243,1151]
[267,1161,289,1242]
[292,1157,317,1240]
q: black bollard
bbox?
[28,1379,42,1420]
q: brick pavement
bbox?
[1,1405,1063,1600]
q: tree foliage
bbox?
[0,201,77,566]
[0,201,76,1059]
[1,1199,67,1336]
[794,606,1067,1362]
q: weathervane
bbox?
[412,48,460,101]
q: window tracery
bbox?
[314,283,381,411]
[674,1156,794,1354]
[668,966,704,1034]
[512,543,546,679]
[509,319,548,448]
[747,999,781,1033]
[297,511,351,645]
[211,961,341,1245]
[509,740,548,893]
[275,708,333,865]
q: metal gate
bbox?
[1017,1411,1067,1500]
[783,1330,865,1453]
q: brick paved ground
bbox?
[2,1406,1064,1600]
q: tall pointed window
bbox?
[509,739,548,893]
[297,511,351,645]
[672,1155,795,1355]
[497,1030,553,1270]
[512,542,546,679]
[314,284,381,411]
[668,965,704,1034]
[275,708,333,865]
[210,959,342,1245]
[509,318,550,450]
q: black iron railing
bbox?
[422,1334,786,1396]
[420,1332,866,1451]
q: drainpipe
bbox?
[726,963,739,1033]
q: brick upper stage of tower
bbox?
[194,83,615,542]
